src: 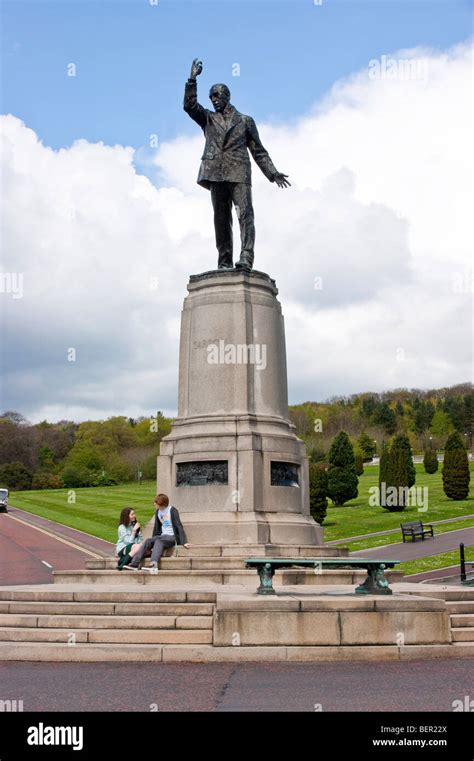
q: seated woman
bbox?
[116,508,144,570]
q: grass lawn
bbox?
[9,463,473,547]
[322,463,474,542]
[9,481,157,543]
[399,545,474,576]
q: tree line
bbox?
[0,383,471,492]
[290,383,472,464]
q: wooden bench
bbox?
[245,557,401,596]
[400,520,434,543]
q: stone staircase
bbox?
[1,583,473,662]
[53,544,404,588]
[403,586,474,652]
[447,596,474,645]
[0,588,215,661]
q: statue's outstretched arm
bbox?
[247,118,290,187]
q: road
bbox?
[0,507,113,585]
[0,659,472,712]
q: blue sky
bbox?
[1,0,472,421]
[1,0,472,152]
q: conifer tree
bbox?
[327,431,359,506]
[442,432,470,500]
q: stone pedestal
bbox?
[157,269,322,546]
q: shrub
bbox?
[357,432,376,462]
[31,472,64,490]
[423,448,438,474]
[378,440,391,509]
[0,461,33,490]
[61,466,92,488]
[309,463,328,524]
[327,431,358,506]
[354,449,364,476]
[383,434,415,511]
[442,432,470,500]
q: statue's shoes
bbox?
[235,261,252,271]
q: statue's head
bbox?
[209,84,230,113]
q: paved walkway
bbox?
[327,514,474,545]
[351,526,474,561]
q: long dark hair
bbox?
[119,507,134,527]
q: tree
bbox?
[383,434,415,511]
[309,463,328,524]
[442,432,470,500]
[382,434,411,512]
[38,445,55,468]
[397,434,416,488]
[0,461,33,490]
[395,401,404,417]
[32,473,64,489]
[327,431,358,506]
[430,410,454,437]
[423,448,438,474]
[354,449,364,476]
[0,411,29,426]
[378,441,391,508]
[373,402,397,435]
[361,396,377,419]
[357,432,376,462]
[61,466,92,488]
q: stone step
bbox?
[53,569,405,587]
[86,629,213,645]
[87,545,349,569]
[450,613,474,628]
[0,628,213,646]
[117,544,350,559]
[0,613,213,630]
[90,557,257,571]
[446,601,474,614]
[450,628,474,643]
[0,641,472,663]
[402,589,474,601]
[0,589,217,603]
[0,601,214,616]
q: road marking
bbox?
[41,560,53,569]
[4,514,103,558]
[9,503,117,545]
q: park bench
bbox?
[400,520,434,543]
[245,557,401,596]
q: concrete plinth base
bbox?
[156,269,321,546]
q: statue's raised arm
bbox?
[190,58,203,79]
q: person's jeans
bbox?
[129,536,175,567]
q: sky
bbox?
[0,0,473,422]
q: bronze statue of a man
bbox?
[184,58,290,271]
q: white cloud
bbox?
[1,41,472,422]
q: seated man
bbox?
[125,493,190,572]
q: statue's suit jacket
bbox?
[183,79,278,190]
